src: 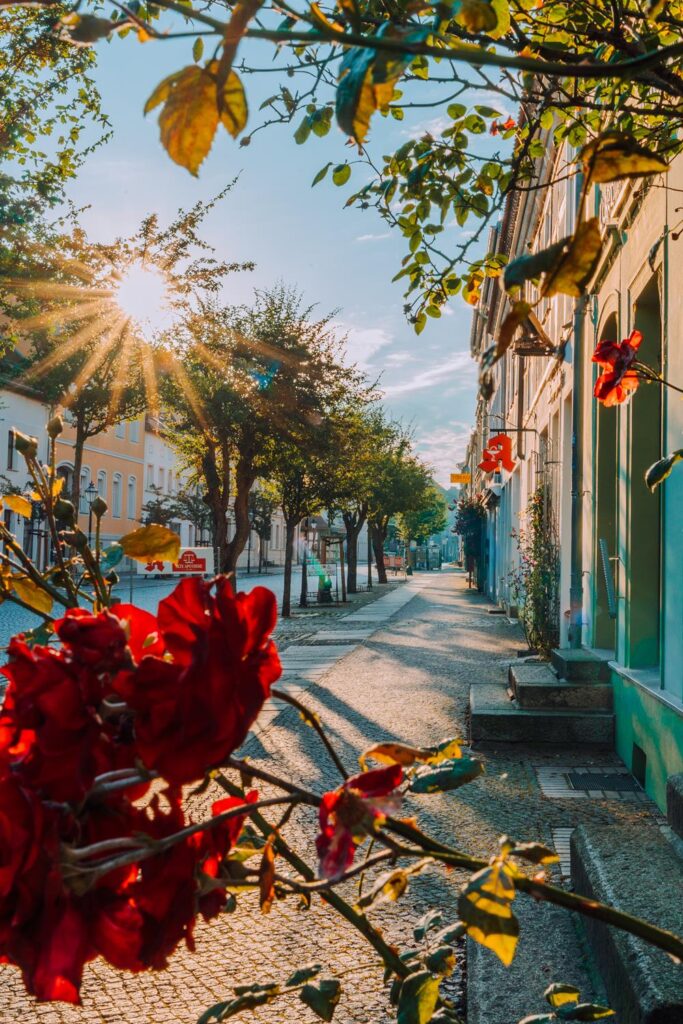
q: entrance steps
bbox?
[469,648,614,746]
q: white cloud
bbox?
[337,323,394,369]
[405,116,450,140]
[382,352,475,397]
[413,422,472,486]
[384,351,417,366]
[355,232,391,243]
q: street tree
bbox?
[30,0,683,333]
[164,285,364,577]
[248,487,278,573]
[367,428,433,583]
[398,484,448,567]
[141,485,176,528]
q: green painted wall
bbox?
[612,669,683,811]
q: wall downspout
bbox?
[568,171,587,649]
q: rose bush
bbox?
[0,576,278,1003]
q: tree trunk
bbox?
[223,458,256,577]
[371,521,388,584]
[344,523,361,593]
[281,518,297,618]
[202,448,230,575]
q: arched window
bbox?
[127,476,137,520]
[56,464,74,501]
[97,470,107,502]
[112,473,122,518]
[79,467,91,514]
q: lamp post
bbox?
[84,481,98,547]
[299,517,312,609]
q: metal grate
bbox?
[566,772,639,793]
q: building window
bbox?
[158,466,164,490]
[97,470,107,502]
[168,471,174,494]
[114,422,125,439]
[146,464,154,487]
[6,430,15,471]
[79,468,91,514]
[112,473,122,518]
[129,419,140,443]
[127,476,137,520]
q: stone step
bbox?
[509,664,613,711]
[469,685,614,746]
[571,823,683,1024]
[666,773,683,841]
[551,648,612,682]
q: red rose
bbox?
[114,578,281,784]
[316,765,403,879]
[0,640,119,802]
[55,608,130,672]
[592,329,642,406]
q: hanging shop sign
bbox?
[478,433,516,474]
[450,472,471,484]
[136,546,214,576]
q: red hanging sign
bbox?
[478,433,515,474]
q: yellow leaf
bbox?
[11,576,53,615]
[458,886,519,966]
[541,217,602,299]
[51,476,64,498]
[581,131,668,185]
[148,65,219,176]
[144,68,187,115]
[545,983,581,1008]
[359,741,433,770]
[119,524,180,563]
[4,494,32,518]
[219,70,248,139]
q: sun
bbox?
[113,263,173,337]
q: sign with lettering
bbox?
[450,472,471,484]
[136,546,214,575]
[478,433,515,474]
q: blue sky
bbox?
[68,34,499,484]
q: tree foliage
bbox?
[22,0,683,334]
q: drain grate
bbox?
[566,772,638,793]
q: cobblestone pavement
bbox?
[0,571,659,1023]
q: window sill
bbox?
[609,661,683,718]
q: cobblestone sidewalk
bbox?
[0,571,658,1024]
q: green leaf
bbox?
[285,964,322,987]
[424,944,457,976]
[544,982,580,1008]
[645,449,683,491]
[197,989,276,1022]
[504,239,566,291]
[454,0,498,33]
[396,970,440,1024]
[332,163,351,186]
[414,908,442,942]
[558,1004,614,1021]
[100,542,124,570]
[432,922,466,946]
[192,37,204,62]
[409,756,484,794]
[312,162,332,186]
[299,979,342,1022]
[355,868,409,910]
[580,131,668,185]
[447,103,467,120]
[294,115,312,145]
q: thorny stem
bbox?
[270,686,349,779]
[214,771,410,979]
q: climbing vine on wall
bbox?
[509,485,561,657]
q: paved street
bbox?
[0,571,660,1023]
[0,566,380,650]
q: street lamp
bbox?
[84,481,98,546]
[299,517,316,609]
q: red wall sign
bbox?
[478,433,515,473]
